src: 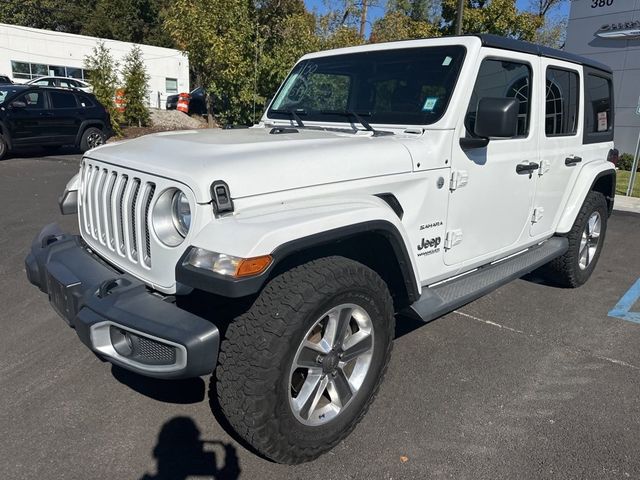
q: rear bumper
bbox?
[25,224,219,379]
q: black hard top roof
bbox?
[474,34,612,74]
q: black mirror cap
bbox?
[10,100,27,109]
[474,97,519,138]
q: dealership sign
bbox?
[596,21,640,39]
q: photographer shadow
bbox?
[140,416,241,480]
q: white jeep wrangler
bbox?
[26,35,618,463]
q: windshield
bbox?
[268,46,466,126]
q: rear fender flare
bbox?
[556,162,616,234]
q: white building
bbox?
[0,23,190,109]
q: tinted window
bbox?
[77,94,95,107]
[545,68,579,136]
[50,91,77,109]
[269,46,466,126]
[467,59,531,137]
[18,91,45,109]
[585,74,612,134]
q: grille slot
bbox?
[80,162,155,268]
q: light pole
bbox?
[456,0,465,35]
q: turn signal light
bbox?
[236,255,273,277]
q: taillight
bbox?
[607,148,619,166]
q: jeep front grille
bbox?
[79,162,156,268]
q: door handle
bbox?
[565,156,582,166]
[516,162,539,174]
[40,112,54,117]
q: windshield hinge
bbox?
[449,170,468,191]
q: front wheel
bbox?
[545,191,608,287]
[216,256,395,464]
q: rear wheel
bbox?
[79,127,106,152]
[216,256,395,464]
[545,191,608,287]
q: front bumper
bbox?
[25,224,219,379]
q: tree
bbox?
[440,0,543,41]
[84,42,122,135]
[83,0,175,47]
[371,11,440,42]
[0,0,93,34]
[122,46,150,127]
[165,0,254,126]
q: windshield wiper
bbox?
[271,108,305,128]
[319,110,392,136]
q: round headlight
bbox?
[171,191,191,237]
[152,188,191,247]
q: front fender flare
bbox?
[176,196,420,300]
[556,161,615,234]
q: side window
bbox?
[584,73,613,136]
[545,68,579,136]
[17,91,45,110]
[50,91,77,109]
[467,59,532,137]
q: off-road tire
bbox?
[546,191,608,287]
[0,135,8,160]
[216,256,395,464]
[79,127,106,152]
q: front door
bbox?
[530,60,583,237]
[445,52,540,266]
[5,90,49,144]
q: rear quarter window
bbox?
[583,68,613,144]
[77,94,95,108]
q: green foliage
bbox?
[0,0,92,34]
[440,0,543,40]
[84,42,122,135]
[122,46,150,127]
[618,153,639,172]
[371,11,440,42]
[0,0,173,47]
[84,0,173,47]
[165,0,254,126]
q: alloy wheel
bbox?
[289,303,374,426]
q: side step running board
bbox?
[407,237,568,323]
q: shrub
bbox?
[617,153,638,171]
[122,46,150,127]
[84,42,122,135]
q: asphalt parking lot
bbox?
[1,151,640,480]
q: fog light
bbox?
[110,327,134,357]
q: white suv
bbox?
[26,34,617,464]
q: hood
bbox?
[88,127,415,202]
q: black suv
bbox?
[0,85,113,159]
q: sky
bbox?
[303,0,571,36]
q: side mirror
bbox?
[460,97,519,149]
[10,100,26,109]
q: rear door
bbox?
[445,51,541,266]
[47,90,81,144]
[530,60,583,237]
